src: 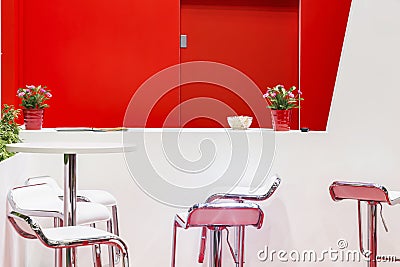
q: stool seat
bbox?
[175,202,263,229]
[329,181,400,205]
[75,202,111,225]
[43,226,118,245]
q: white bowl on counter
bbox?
[227,116,253,130]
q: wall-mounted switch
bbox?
[180,34,188,48]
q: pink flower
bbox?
[26,89,31,93]
[270,92,276,97]
[46,92,52,98]
[18,92,25,97]
[263,93,269,98]
[40,88,46,93]
[288,92,295,98]
[26,85,35,89]
[298,90,302,95]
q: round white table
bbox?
[6,142,136,267]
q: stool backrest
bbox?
[25,175,63,195]
[206,174,281,203]
[8,183,63,217]
[329,181,390,203]
[186,202,263,228]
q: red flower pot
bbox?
[23,109,44,130]
[271,109,292,131]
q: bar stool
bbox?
[329,181,400,267]
[171,174,281,267]
[26,176,120,237]
[7,211,129,267]
[8,183,112,267]
[26,175,121,265]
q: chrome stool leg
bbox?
[198,227,207,263]
[111,205,121,264]
[90,223,102,267]
[171,221,178,267]
[210,228,223,267]
[107,219,115,267]
[367,203,378,267]
[234,226,245,267]
[92,245,102,267]
[54,218,63,267]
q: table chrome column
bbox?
[64,154,77,267]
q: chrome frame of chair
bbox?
[77,195,121,266]
[171,201,265,267]
[8,183,111,267]
[205,175,281,203]
[330,181,395,267]
[25,175,121,266]
[8,211,129,267]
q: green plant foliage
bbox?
[0,105,21,161]
[17,85,52,109]
[263,84,304,110]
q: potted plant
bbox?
[17,85,52,130]
[0,105,21,161]
[263,84,303,131]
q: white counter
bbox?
[0,124,396,266]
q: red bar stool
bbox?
[171,175,281,267]
[172,202,263,267]
[329,181,400,267]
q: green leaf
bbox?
[0,104,21,161]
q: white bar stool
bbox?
[330,181,400,267]
[8,211,129,267]
[26,175,121,265]
[8,183,112,267]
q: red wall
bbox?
[2,0,180,127]
[1,0,351,130]
[1,0,19,113]
[300,0,352,130]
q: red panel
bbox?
[180,0,299,128]
[2,0,351,129]
[1,0,20,119]
[2,0,180,127]
[300,0,352,130]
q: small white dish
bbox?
[227,116,253,130]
